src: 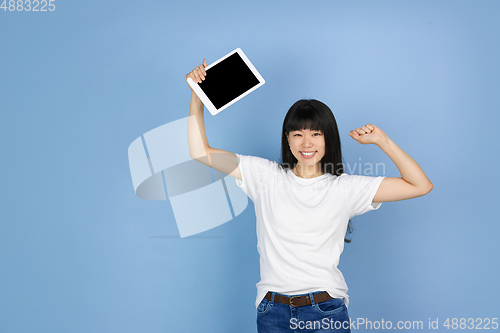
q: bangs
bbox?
[284,105,324,133]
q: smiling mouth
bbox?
[300,151,316,158]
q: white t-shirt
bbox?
[234,154,385,309]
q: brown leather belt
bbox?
[264,291,333,308]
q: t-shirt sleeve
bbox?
[234,153,275,201]
[339,174,385,218]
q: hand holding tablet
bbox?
[186,48,265,115]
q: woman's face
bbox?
[287,129,326,166]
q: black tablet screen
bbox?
[198,52,260,109]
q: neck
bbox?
[294,163,323,179]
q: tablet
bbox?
[187,48,265,115]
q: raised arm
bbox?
[348,124,433,202]
[186,60,242,180]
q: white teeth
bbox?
[301,152,314,156]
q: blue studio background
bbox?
[1,1,499,332]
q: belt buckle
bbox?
[289,296,301,307]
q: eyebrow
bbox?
[292,129,321,132]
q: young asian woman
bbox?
[186,59,433,333]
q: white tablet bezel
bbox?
[187,48,265,116]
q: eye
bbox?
[294,134,302,137]
[313,133,321,136]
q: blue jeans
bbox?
[257,291,351,333]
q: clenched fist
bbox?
[348,124,389,146]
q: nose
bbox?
[302,137,313,147]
